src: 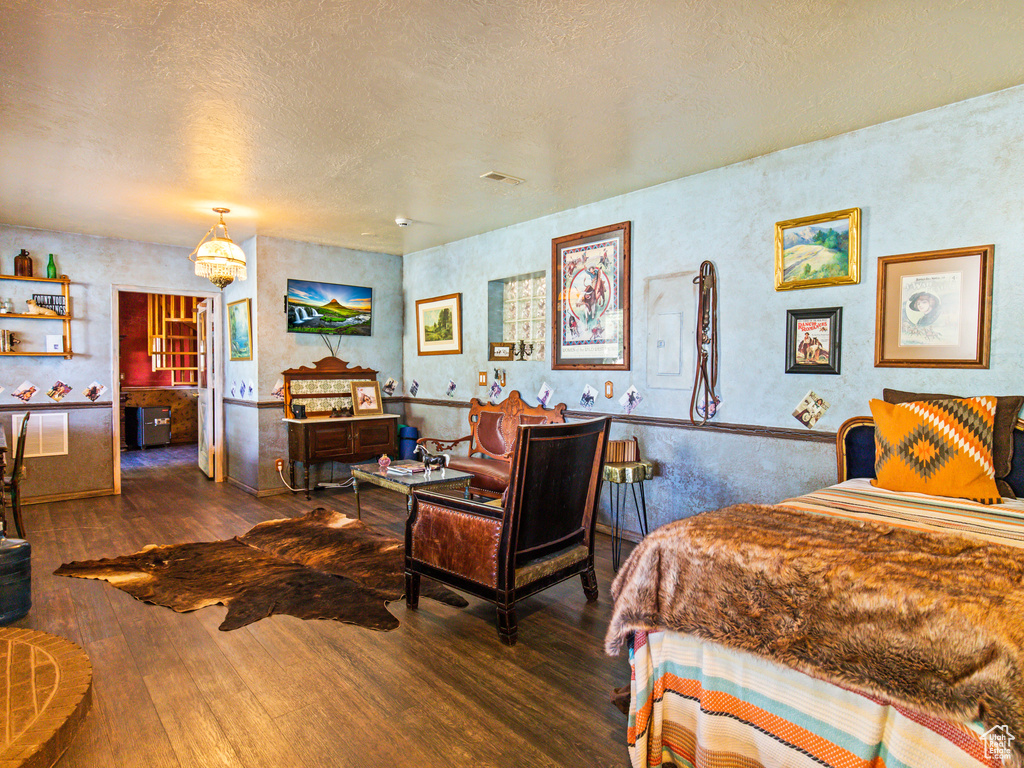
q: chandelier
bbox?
[190,207,247,289]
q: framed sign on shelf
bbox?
[874,245,993,368]
[551,221,630,370]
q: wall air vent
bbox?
[480,171,525,186]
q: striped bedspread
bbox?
[626,483,1024,768]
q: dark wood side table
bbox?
[285,415,399,499]
[349,462,473,519]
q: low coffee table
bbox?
[349,463,473,519]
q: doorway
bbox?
[110,285,223,494]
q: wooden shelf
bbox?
[0,274,70,284]
[0,312,72,320]
[0,351,73,358]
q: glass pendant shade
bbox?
[191,208,247,289]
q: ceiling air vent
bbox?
[480,171,525,186]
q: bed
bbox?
[606,400,1024,768]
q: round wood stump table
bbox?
[0,629,92,768]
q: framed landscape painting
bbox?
[226,298,252,361]
[551,221,631,370]
[286,279,372,336]
[775,208,860,291]
[416,293,463,355]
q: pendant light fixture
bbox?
[190,207,247,289]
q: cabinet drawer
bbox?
[309,422,353,458]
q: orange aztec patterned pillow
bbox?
[869,396,1001,504]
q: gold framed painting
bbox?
[775,208,860,291]
[350,380,384,416]
[415,293,463,356]
[874,244,993,369]
[551,221,631,370]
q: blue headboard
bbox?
[836,417,1024,498]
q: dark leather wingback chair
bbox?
[406,417,611,645]
[416,390,567,499]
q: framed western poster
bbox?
[874,245,993,368]
[785,307,842,374]
[551,221,631,370]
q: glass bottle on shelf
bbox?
[13,249,32,277]
[46,253,57,279]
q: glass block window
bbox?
[499,272,545,362]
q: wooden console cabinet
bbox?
[286,415,399,499]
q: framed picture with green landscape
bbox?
[286,279,372,336]
[415,293,462,355]
[775,207,860,291]
[226,298,252,361]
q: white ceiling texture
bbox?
[2,0,1024,256]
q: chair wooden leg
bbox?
[496,603,518,646]
[10,485,24,540]
[581,566,599,602]
[405,571,420,608]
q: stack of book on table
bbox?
[386,460,427,475]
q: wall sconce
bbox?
[512,340,534,361]
[190,207,247,289]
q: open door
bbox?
[196,298,223,480]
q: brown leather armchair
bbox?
[406,417,611,645]
[416,390,566,499]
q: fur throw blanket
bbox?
[605,504,1024,765]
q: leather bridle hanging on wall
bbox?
[689,260,720,425]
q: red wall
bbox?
[119,291,172,387]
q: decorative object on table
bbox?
[552,221,630,370]
[537,381,554,408]
[488,341,513,361]
[619,385,643,415]
[382,377,397,396]
[46,252,57,279]
[511,340,534,361]
[189,207,247,289]
[55,507,468,632]
[445,379,457,397]
[603,436,655,570]
[10,381,36,403]
[415,293,462,355]
[226,298,253,361]
[874,244,993,368]
[412,445,449,471]
[774,207,860,291]
[46,380,72,403]
[24,299,58,316]
[579,384,598,410]
[271,379,285,399]
[792,390,830,429]
[45,334,64,353]
[0,297,12,313]
[351,380,383,416]
[605,381,613,398]
[690,260,720,425]
[0,330,20,353]
[82,381,106,402]
[377,454,392,472]
[13,249,32,277]
[286,279,372,336]
[785,307,842,375]
[409,379,419,397]
[290,403,306,419]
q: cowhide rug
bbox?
[55,507,467,631]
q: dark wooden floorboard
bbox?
[14,444,632,767]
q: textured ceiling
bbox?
[2,0,1024,256]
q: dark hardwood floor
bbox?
[16,445,633,767]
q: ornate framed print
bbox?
[415,293,462,356]
[775,208,860,291]
[488,341,513,361]
[874,245,993,368]
[551,221,630,370]
[350,380,383,416]
[785,307,842,375]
